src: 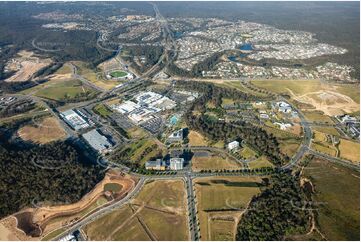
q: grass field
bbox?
[84,205,138,240]
[133,180,186,211]
[188,130,208,146]
[54,64,71,75]
[93,103,112,118]
[110,70,128,78]
[209,215,237,241]
[251,79,323,95]
[313,131,328,143]
[311,131,338,157]
[248,156,274,169]
[127,126,147,139]
[239,146,257,159]
[85,179,189,241]
[195,177,263,211]
[194,176,263,240]
[132,180,188,240]
[313,126,340,136]
[311,142,337,157]
[17,116,67,144]
[210,140,225,148]
[222,98,236,106]
[336,84,360,103]
[191,155,243,172]
[303,111,334,123]
[41,228,66,241]
[280,138,302,158]
[111,214,150,241]
[303,158,360,240]
[220,81,269,98]
[338,139,360,164]
[24,79,97,102]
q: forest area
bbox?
[236,171,311,240]
[177,80,288,166]
[0,141,105,219]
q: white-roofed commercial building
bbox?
[82,129,113,153]
[60,109,90,131]
[227,141,240,151]
[170,158,184,170]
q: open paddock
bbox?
[188,130,208,146]
[17,116,67,144]
[338,139,360,164]
[84,179,189,241]
[248,156,274,169]
[192,154,243,172]
[194,176,263,241]
[303,157,359,240]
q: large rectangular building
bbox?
[82,129,113,153]
[60,109,90,131]
[111,91,176,126]
[111,100,140,114]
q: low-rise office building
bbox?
[227,141,240,151]
[168,129,184,143]
[170,157,184,170]
[145,159,166,170]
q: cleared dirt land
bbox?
[303,157,360,240]
[17,116,67,144]
[251,79,359,116]
[5,51,52,83]
[46,63,72,80]
[194,176,264,240]
[2,170,137,240]
[188,130,208,146]
[84,179,189,241]
[0,216,37,241]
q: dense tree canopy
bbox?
[177,81,288,166]
[236,171,311,240]
[0,141,105,219]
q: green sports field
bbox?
[110,70,128,78]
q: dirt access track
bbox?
[1,170,138,240]
[33,171,137,224]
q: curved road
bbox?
[26,4,358,241]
